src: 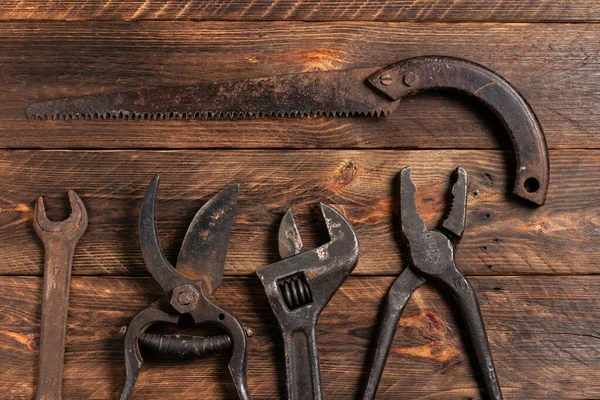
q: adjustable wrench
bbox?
[34,191,88,400]
[257,205,359,400]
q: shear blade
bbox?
[176,184,239,294]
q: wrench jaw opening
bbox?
[257,204,359,323]
[33,190,88,237]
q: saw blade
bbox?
[26,67,399,120]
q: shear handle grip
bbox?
[189,295,251,400]
[363,269,426,400]
[222,313,251,400]
[369,56,549,205]
[283,327,322,400]
[120,306,180,400]
[440,268,503,400]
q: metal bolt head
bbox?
[380,73,393,86]
[403,71,418,87]
[178,291,194,305]
[170,284,200,314]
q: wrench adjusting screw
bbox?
[278,273,313,310]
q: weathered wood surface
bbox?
[1,0,599,22]
[1,276,598,399]
[1,3,599,399]
[2,22,600,149]
[0,149,597,277]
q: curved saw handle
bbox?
[368,56,549,205]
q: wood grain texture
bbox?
[0,0,598,22]
[2,22,599,149]
[0,149,597,277]
[1,275,598,399]
[1,5,598,400]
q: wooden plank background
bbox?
[2,1,600,21]
[0,1,599,399]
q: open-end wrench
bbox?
[256,205,359,400]
[34,191,88,400]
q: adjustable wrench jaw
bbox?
[257,204,359,325]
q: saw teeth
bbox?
[28,109,392,121]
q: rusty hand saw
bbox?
[26,55,549,205]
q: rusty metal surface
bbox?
[120,175,250,400]
[278,209,303,259]
[25,67,392,119]
[34,191,88,400]
[256,205,359,400]
[176,184,238,294]
[25,55,549,206]
[362,167,502,400]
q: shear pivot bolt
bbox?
[171,284,200,313]
[178,291,194,305]
[380,73,393,86]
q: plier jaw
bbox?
[120,175,251,400]
[400,166,467,248]
[399,166,467,277]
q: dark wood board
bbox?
[1,276,598,399]
[0,1,599,22]
[0,149,597,277]
[1,4,598,399]
[2,22,599,149]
